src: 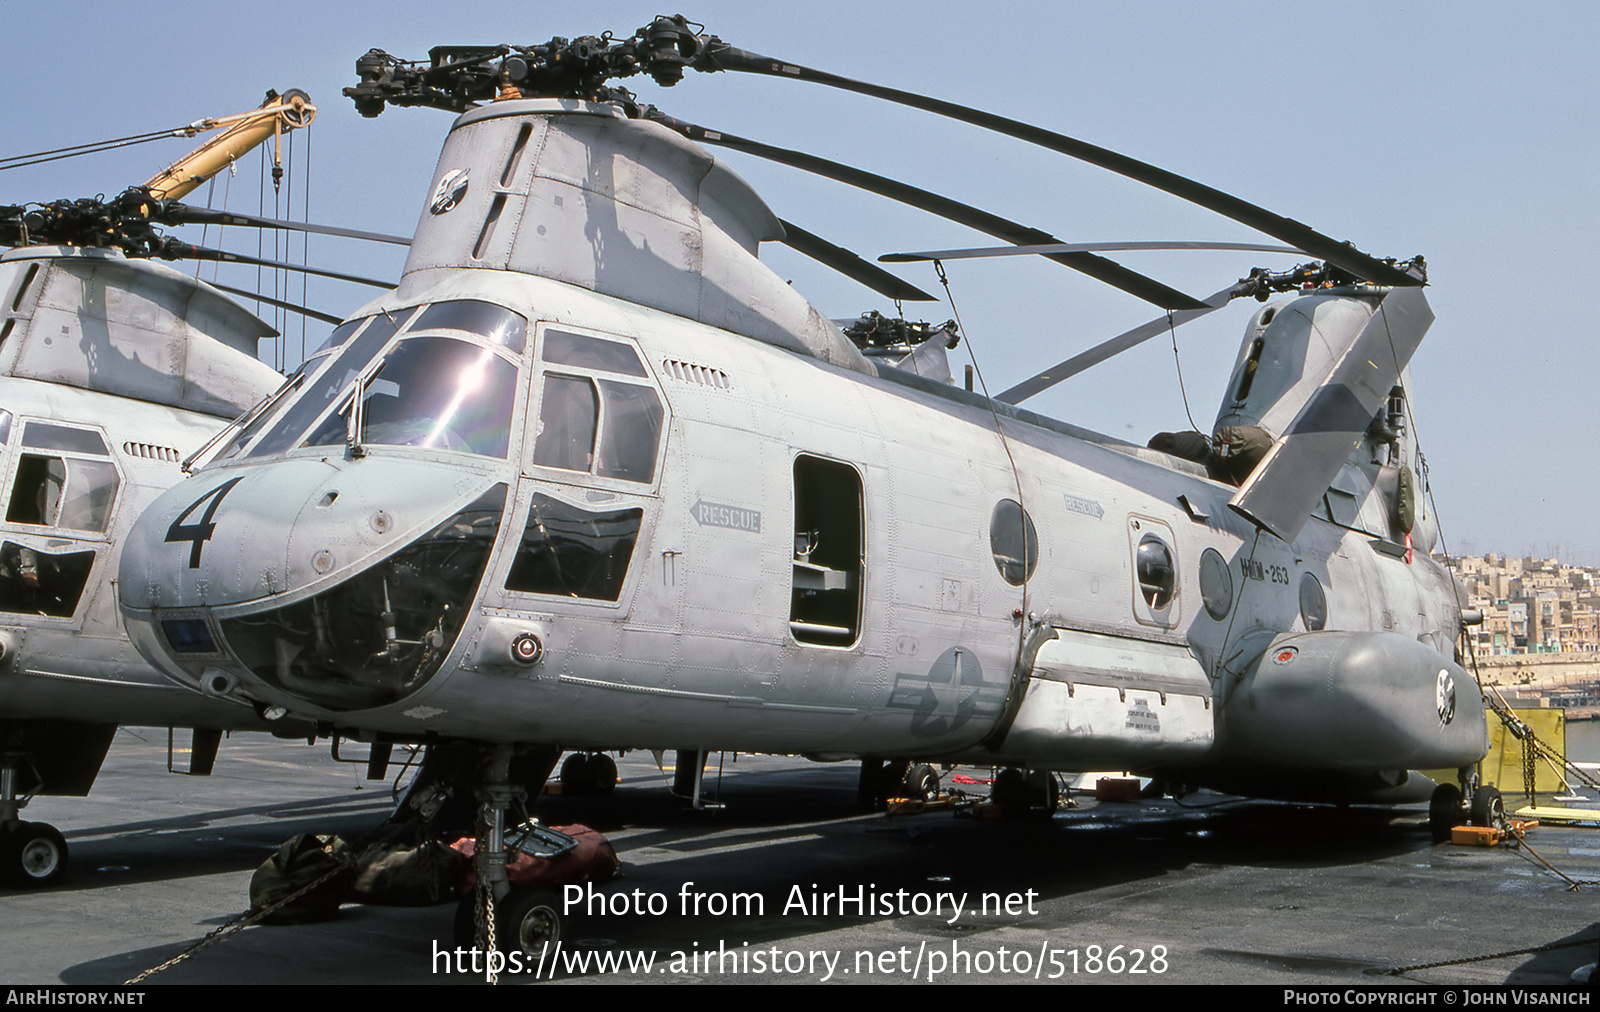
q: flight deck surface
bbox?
[2,732,1595,986]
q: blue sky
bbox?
[5,1,1597,564]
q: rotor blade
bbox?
[882,240,1305,262]
[209,282,346,325]
[776,219,936,302]
[160,204,413,245]
[642,108,1209,312]
[700,45,1420,288]
[997,284,1245,404]
[160,242,395,289]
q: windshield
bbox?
[246,307,418,458]
[240,300,529,462]
[306,336,519,458]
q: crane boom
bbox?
[141,89,315,201]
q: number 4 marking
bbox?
[165,477,245,569]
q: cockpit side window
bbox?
[5,423,119,533]
[532,375,598,471]
[530,329,663,485]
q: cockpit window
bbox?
[530,330,663,484]
[5,423,119,533]
[216,349,333,462]
[532,376,597,471]
[411,300,528,353]
[247,307,419,458]
[245,302,532,461]
[306,337,519,458]
[542,330,647,377]
[595,380,663,482]
[23,422,108,456]
[505,494,642,601]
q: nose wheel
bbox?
[2,746,68,888]
[2,820,68,887]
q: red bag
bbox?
[452,823,618,892]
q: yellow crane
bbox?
[140,88,315,201]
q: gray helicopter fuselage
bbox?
[117,99,1487,793]
[0,247,286,729]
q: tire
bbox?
[904,763,939,801]
[501,886,564,961]
[587,753,617,796]
[453,886,565,966]
[5,821,68,887]
[991,767,1029,817]
[1429,782,1463,843]
[559,752,589,795]
[1469,785,1504,829]
[1025,770,1060,819]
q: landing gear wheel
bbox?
[502,886,564,959]
[904,763,939,801]
[991,767,1028,817]
[453,886,565,969]
[3,821,68,887]
[1428,782,1463,843]
[560,753,619,796]
[559,752,589,794]
[1027,770,1060,819]
[990,768,1057,819]
[1470,785,1505,830]
[586,753,617,796]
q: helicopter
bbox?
[115,17,1492,947]
[0,91,334,887]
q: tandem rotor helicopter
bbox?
[0,90,348,886]
[112,16,1494,943]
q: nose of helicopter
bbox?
[119,456,508,710]
[120,456,497,611]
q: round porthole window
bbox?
[1136,535,1175,609]
[989,499,1038,586]
[1199,547,1233,620]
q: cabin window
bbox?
[1199,547,1233,620]
[1299,573,1327,631]
[989,499,1038,586]
[1127,516,1181,628]
[0,540,95,617]
[790,455,863,647]
[0,409,11,445]
[505,494,642,601]
[1136,535,1176,609]
[530,330,664,485]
